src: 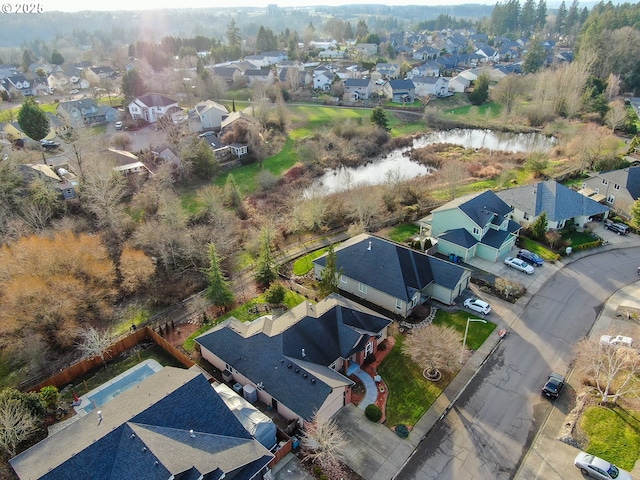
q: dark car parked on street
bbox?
[542,372,565,399]
[517,249,544,266]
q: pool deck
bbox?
[74,359,163,416]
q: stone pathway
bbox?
[352,368,378,410]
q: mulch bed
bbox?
[360,336,396,424]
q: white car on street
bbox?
[463,298,491,315]
[600,334,633,348]
[504,256,535,274]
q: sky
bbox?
[47,0,499,13]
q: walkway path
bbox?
[352,368,378,411]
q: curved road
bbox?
[396,246,640,480]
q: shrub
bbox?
[312,466,322,477]
[264,282,286,305]
[365,404,382,422]
[395,424,409,438]
[363,353,376,365]
[377,340,387,351]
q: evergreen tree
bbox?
[128,44,136,57]
[21,49,33,72]
[520,0,537,35]
[50,50,64,65]
[468,73,490,105]
[556,1,567,34]
[531,211,548,240]
[204,243,235,307]
[226,19,241,49]
[536,0,548,28]
[18,97,49,164]
[318,243,342,298]
[254,227,278,288]
[121,69,146,104]
[344,22,354,40]
[631,199,640,228]
[355,20,369,41]
[370,107,389,130]
[566,0,580,33]
[523,38,546,73]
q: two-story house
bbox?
[431,190,521,262]
[128,94,180,124]
[84,65,117,84]
[188,99,228,133]
[382,79,416,103]
[412,76,449,97]
[57,99,118,126]
[343,78,374,100]
[314,234,471,317]
[580,166,640,220]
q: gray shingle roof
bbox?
[344,78,371,87]
[596,166,640,200]
[10,369,272,480]
[458,190,513,228]
[196,302,389,421]
[496,180,610,222]
[388,79,415,90]
[314,235,468,300]
[136,93,178,108]
[439,228,479,249]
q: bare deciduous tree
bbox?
[76,325,113,366]
[494,277,524,299]
[402,324,464,378]
[605,73,622,101]
[491,74,524,115]
[301,413,348,473]
[347,186,380,228]
[438,159,467,200]
[605,100,628,132]
[0,395,39,456]
[545,230,561,249]
[574,338,640,403]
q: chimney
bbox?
[367,241,372,251]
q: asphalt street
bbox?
[395,245,640,480]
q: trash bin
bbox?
[291,436,300,449]
[566,247,572,255]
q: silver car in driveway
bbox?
[504,256,535,274]
[574,452,632,480]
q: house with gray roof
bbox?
[343,78,374,100]
[431,190,521,263]
[188,99,228,133]
[314,234,471,317]
[382,79,416,103]
[496,180,610,230]
[128,94,180,124]
[10,368,273,480]
[196,294,391,425]
[580,166,640,220]
[412,76,449,97]
[57,99,118,126]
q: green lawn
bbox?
[292,247,331,275]
[447,101,502,118]
[379,332,449,427]
[183,289,307,352]
[432,310,496,350]
[380,310,496,426]
[520,237,560,261]
[580,405,640,471]
[387,223,421,243]
[562,230,599,247]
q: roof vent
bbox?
[190,429,195,438]
[295,368,300,373]
[367,241,372,251]
[130,433,135,439]
[302,348,306,357]
[154,461,159,466]
[142,447,147,452]
[303,373,308,378]
[311,378,316,384]
[287,363,292,368]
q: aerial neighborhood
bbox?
[1,1,640,479]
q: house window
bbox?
[602,179,608,185]
[365,341,374,356]
[607,194,615,204]
[582,182,586,188]
[396,298,403,310]
[613,184,620,190]
[340,275,347,284]
[358,283,367,294]
[595,188,600,194]
[523,212,530,221]
[472,227,480,235]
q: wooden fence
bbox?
[29,326,193,393]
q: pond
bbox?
[306,128,555,196]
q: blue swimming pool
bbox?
[75,359,163,415]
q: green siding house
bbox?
[431,190,521,262]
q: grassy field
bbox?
[580,405,640,471]
[387,223,421,243]
[292,246,331,275]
